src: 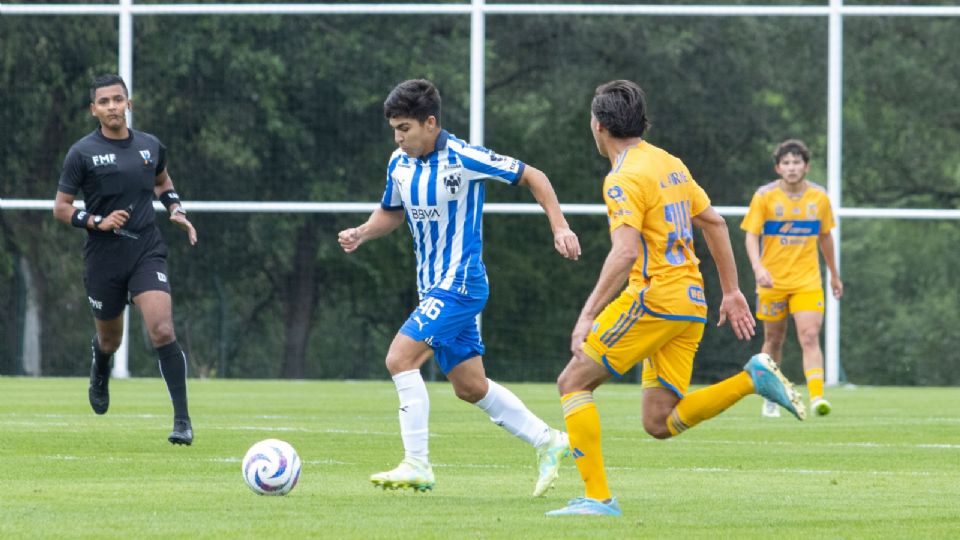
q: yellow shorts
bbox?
[755,288,825,321]
[582,290,704,398]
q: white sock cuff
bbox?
[392,369,425,390]
[474,378,499,410]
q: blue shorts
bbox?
[399,288,486,374]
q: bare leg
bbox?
[134,291,192,443]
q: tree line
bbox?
[1,13,959,385]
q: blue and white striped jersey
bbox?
[381,129,526,298]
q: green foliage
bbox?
[1,378,960,538]
[843,17,960,208]
[2,13,959,384]
[841,220,960,386]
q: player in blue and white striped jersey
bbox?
[339,79,581,496]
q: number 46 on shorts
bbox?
[418,297,445,320]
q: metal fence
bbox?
[3,0,960,383]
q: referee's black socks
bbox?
[156,341,190,420]
[91,335,113,376]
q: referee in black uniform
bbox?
[53,75,197,445]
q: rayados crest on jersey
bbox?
[441,165,463,195]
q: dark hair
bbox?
[90,74,128,102]
[383,79,441,124]
[591,80,649,139]
[774,139,811,164]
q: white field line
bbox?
[6,415,958,449]
[40,454,353,466]
[622,466,938,477]
[0,413,164,419]
[209,426,409,437]
[0,417,403,437]
[35,454,948,478]
[602,436,960,450]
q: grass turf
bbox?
[1,377,958,539]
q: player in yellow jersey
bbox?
[545,80,806,517]
[741,139,843,418]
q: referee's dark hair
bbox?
[384,79,441,125]
[592,80,650,139]
[90,74,128,102]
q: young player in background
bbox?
[741,139,843,418]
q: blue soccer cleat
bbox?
[545,497,622,517]
[744,353,806,421]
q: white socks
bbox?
[474,379,552,448]
[392,372,553,463]
[393,369,430,462]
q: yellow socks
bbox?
[805,367,824,401]
[667,371,754,436]
[561,391,610,501]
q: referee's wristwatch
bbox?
[92,215,104,231]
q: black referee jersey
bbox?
[58,127,167,238]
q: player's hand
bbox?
[338,227,363,253]
[170,211,198,246]
[570,316,593,358]
[553,226,581,261]
[717,290,755,340]
[831,274,843,299]
[753,265,774,288]
[101,209,130,230]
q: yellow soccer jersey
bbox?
[740,180,835,292]
[603,141,711,321]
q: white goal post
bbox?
[4,1,960,383]
[5,197,960,381]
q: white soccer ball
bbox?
[242,439,302,496]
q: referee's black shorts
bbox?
[82,226,171,320]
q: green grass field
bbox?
[1,377,958,539]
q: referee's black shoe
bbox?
[168,417,193,446]
[88,360,110,415]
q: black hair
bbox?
[383,79,441,124]
[90,74,128,102]
[591,80,649,139]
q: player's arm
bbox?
[518,165,580,260]
[155,168,197,246]
[819,231,843,299]
[570,224,637,356]
[53,191,128,231]
[338,207,405,254]
[693,206,756,340]
[53,191,82,226]
[744,232,773,288]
